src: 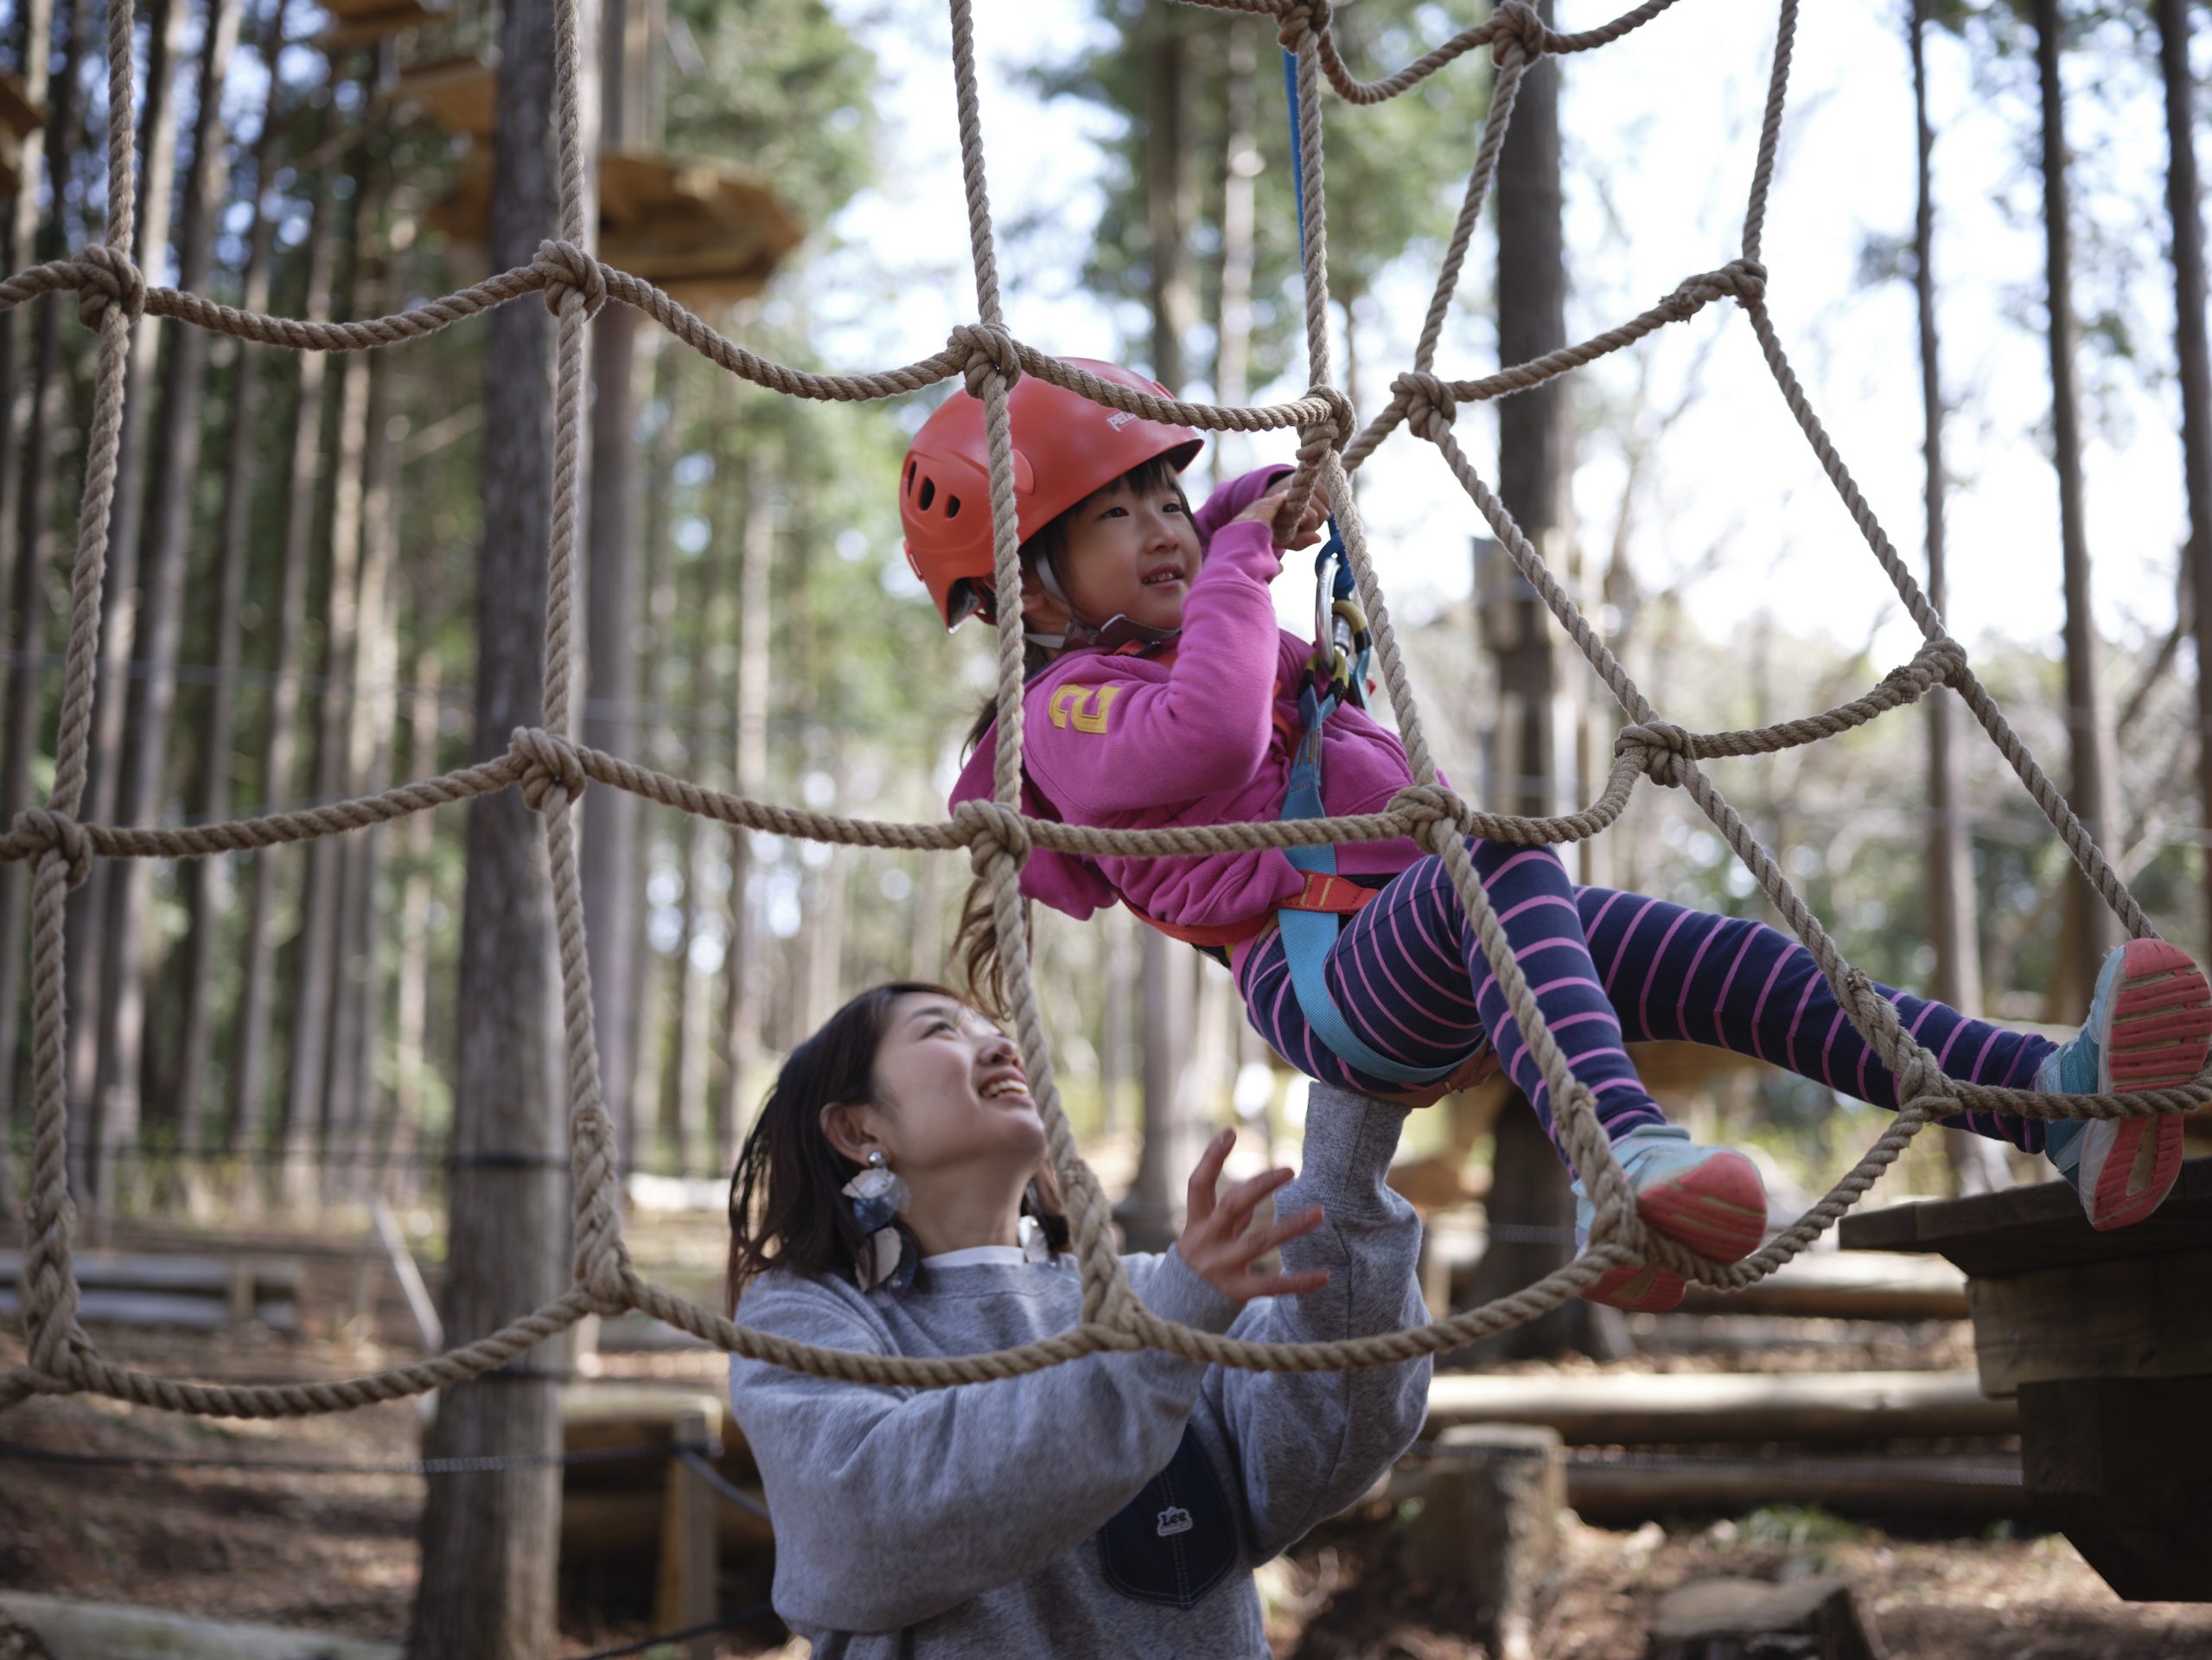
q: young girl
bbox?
[725,983,1431,1654]
[903,361,2212,1313]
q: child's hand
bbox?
[1176,1128,1329,1306]
[1232,486,1332,552]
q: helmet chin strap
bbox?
[1021,547,1182,655]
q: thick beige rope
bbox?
[3,0,2206,1423]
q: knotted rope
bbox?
[2,0,2202,1423]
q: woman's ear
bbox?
[819,1101,877,1165]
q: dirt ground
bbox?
[2,1325,2209,1659]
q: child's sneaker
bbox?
[1570,1125,1769,1313]
[2038,937,2210,1231]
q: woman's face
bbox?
[843,991,1047,1182]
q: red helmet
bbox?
[900,358,1204,629]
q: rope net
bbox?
[3,0,2207,1417]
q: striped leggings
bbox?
[1238,841,2052,1155]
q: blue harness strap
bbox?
[1275,683,1461,1088]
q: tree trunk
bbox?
[1214,19,1256,475]
[2030,0,2120,1009]
[176,0,289,1171]
[233,120,341,1199]
[626,349,679,1160]
[405,0,571,1647]
[0,0,71,1212]
[72,0,189,1209]
[1462,0,1622,1363]
[2155,0,2212,960]
[715,450,769,1163]
[328,249,403,1201]
[385,653,441,1202]
[282,145,377,1208]
[0,0,55,749]
[581,0,645,1168]
[104,0,243,1202]
[1122,16,1198,1253]
[1909,0,2001,1195]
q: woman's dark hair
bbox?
[725,981,1072,1312]
[955,454,1193,1016]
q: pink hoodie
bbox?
[947,466,1430,953]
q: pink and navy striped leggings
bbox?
[1237,841,2051,1155]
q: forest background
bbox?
[0,0,2201,1251]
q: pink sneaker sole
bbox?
[2088,939,2209,1232]
[1588,1150,1767,1313]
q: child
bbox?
[726,983,1431,1654]
[904,361,2212,1312]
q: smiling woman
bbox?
[723,981,1432,1657]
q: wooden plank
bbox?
[1675,1250,1967,1321]
[0,1592,398,1659]
[653,1410,718,1660]
[1967,1248,2212,1395]
[0,1288,299,1331]
[1840,1156,2212,1276]
[1564,1452,2021,1526]
[1427,1369,2012,1444]
[0,1249,303,1295]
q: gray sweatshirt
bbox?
[726,1085,1431,1658]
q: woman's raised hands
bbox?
[1176,1128,1330,1306]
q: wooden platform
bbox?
[1843,1160,2212,1601]
[1427,1368,2012,1445]
[0,1248,302,1331]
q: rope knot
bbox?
[1717,257,1768,303]
[953,798,1034,875]
[13,808,91,890]
[511,727,588,812]
[1276,0,1330,52]
[1393,371,1457,438]
[1893,1047,1949,1113]
[950,322,1023,399]
[533,239,608,320]
[1297,384,1356,456]
[1387,782,1464,841]
[1616,721,1696,788]
[1909,635,1967,690]
[1488,0,1547,66]
[72,245,145,329]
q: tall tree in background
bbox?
[2154,0,2212,953]
[71,0,190,1205]
[405,0,586,1648]
[1459,0,1620,1364]
[1117,5,1200,1255]
[109,0,245,1200]
[2028,0,2119,1008]
[1909,0,2002,1194]
[581,0,650,1166]
[175,0,290,1178]
[0,0,63,1209]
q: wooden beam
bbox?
[1841,1158,2212,1276]
[1969,1248,2212,1395]
[1426,1369,2013,1444]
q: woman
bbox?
[725,982,1431,1656]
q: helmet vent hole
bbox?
[904,458,916,494]
[945,495,960,519]
[918,477,936,511]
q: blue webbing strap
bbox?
[1276,685,1458,1087]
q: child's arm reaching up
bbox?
[1024,483,1323,817]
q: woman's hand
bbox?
[1231,485,1332,552]
[1176,1128,1329,1305]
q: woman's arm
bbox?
[1204,1082,1432,1561]
[728,1255,1236,1634]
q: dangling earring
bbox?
[1018,1181,1054,1267]
[842,1150,916,1296]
